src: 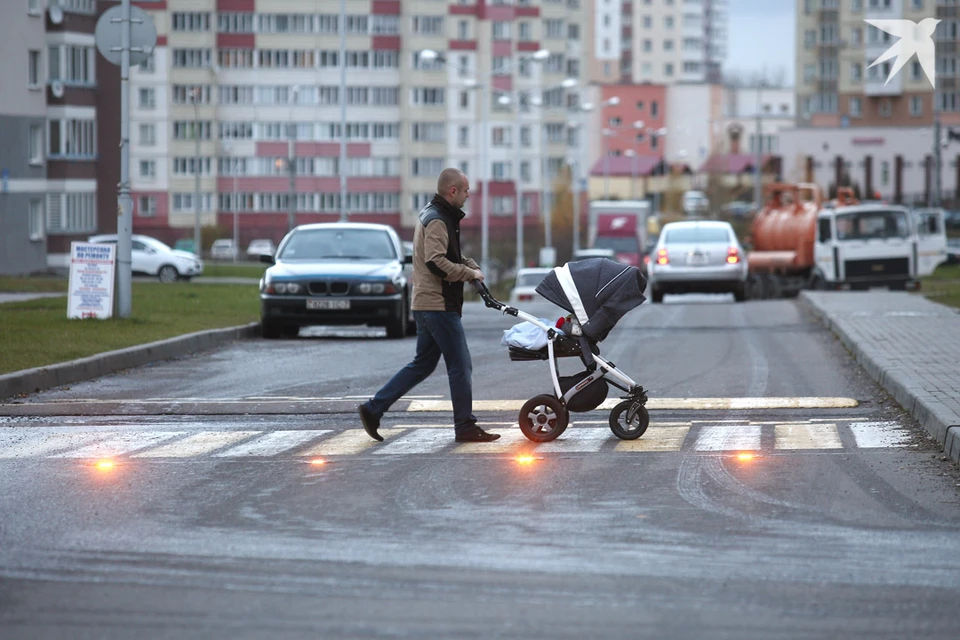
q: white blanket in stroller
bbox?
[501,319,561,351]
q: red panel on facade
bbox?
[255,142,371,158]
[481,6,515,21]
[449,5,478,16]
[371,0,401,14]
[515,7,539,17]
[372,36,401,50]
[492,76,512,91]
[485,181,516,196]
[217,0,255,10]
[346,177,402,191]
[217,33,254,48]
[492,40,512,56]
[516,41,542,52]
[156,35,167,46]
[449,40,478,51]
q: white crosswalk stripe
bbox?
[0,419,921,460]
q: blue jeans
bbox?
[365,310,478,435]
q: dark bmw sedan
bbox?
[258,223,415,339]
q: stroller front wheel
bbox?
[609,400,650,440]
[518,395,569,443]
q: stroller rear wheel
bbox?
[518,395,569,443]
[609,400,649,440]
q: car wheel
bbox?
[158,265,179,283]
[281,325,300,338]
[651,286,664,303]
[733,282,746,302]
[261,322,282,339]
[386,300,408,339]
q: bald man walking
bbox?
[358,168,501,443]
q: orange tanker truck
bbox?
[745,183,948,299]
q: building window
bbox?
[411,16,444,35]
[28,124,43,165]
[48,119,96,158]
[138,196,157,217]
[849,97,862,117]
[411,87,445,106]
[411,122,446,142]
[138,88,156,109]
[138,53,155,73]
[28,50,41,87]
[139,160,156,179]
[519,22,531,41]
[520,161,531,182]
[492,126,512,147]
[171,12,211,32]
[172,48,212,69]
[910,95,923,116]
[139,124,156,146]
[458,125,470,148]
[879,98,893,117]
[491,161,512,180]
[411,157,444,176]
[458,20,469,39]
[664,63,674,76]
[491,196,514,216]
[48,45,95,86]
[46,192,96,233]
[29,199,44,241]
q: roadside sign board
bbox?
[95,4,157,66]
[67,242,116,320]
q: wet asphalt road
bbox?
[1,294,959,639]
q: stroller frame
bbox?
[473,280,649,442]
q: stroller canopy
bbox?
[536,258,646,342]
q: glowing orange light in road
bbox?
[736,453,755,462]
[95,460,115,471]
[516,455,537,465]
[309,458,327,466]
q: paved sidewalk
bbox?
[801,290,960,464]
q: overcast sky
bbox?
[724,0,795,85]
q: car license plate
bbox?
[686,252,707,265]
[306,299,350,310]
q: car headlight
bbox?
[355,282,396,295]
[274,282,303,294]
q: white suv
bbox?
[88,234,204,283]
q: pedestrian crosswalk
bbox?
[0,419,918,461]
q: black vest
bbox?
[419,195,466,313]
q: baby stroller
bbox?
[472,257,650,443]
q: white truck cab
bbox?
[812,204,947,290]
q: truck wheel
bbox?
[809,272,828,291]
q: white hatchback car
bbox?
[247,238,276,258]
[88,234,204,283]
[645,220,747,303]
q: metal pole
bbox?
[603,136,610,198]
[338,0,347,221]
[573,108,584,254]
[232,173,238,263]
[515,95,524,273]
[287,129,296,232]
[753,84,763,210]
[117,0,133,317]
[934,91,942,207]
[541,105,551,251]
[481,82,490,276]
[193,94,201,262]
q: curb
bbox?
[799,293,960,465]
[0,322,261,401]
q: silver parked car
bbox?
[646,220,748,303]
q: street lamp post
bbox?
[287,85,299,233]
[190,90,202,259]
[221,140,239,262]
[753,82,765,210]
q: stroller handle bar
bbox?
[470,280,555,334]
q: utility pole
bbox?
[118,0,133,317]
[193,93,202,260]
[933,91,942,207]
[338,0,348,221]
[753,83,764,210]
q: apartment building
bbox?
[0,0,101,275]
[0,1,49,275]
[626,0,727,85]
[785,0,957,203]
[121,0,591,248]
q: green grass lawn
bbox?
[0,283,259,375]
[919,263,960,309]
